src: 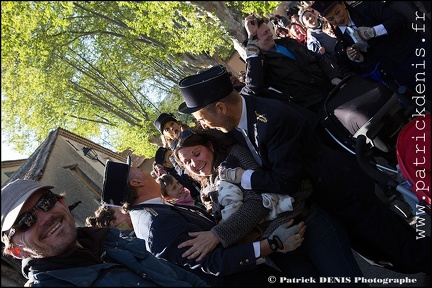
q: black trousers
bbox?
[309,145,431,275]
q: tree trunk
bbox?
[191,2,247,62]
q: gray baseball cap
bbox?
[1,179,54,232]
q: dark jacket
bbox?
[129,203,271,286]
[230,94,431,274]
[245,37,339,111]
[22,227,208,287]
[333,1,423,87]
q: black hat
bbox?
[154,113,177,134]
[311,1,338,16]
[155,147,168,165]
[178,65,234,114]
[101,156,131,207]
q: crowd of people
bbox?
[1,1,430,287]
[266,1,337,66]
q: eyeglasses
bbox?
[9,191,58,238]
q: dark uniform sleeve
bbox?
[141,209,259,277]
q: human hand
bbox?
[331,77,342,86]
[246,39,261,57]
[318,46,326,54]
[218,167,243,184]
[178,231,220,261]
[268,220,305,253]
[155,164,167,176]
[346,45,364,62]
[356,26,376,41]
[245,15,259,39]
[219,156,243,183]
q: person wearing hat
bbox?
[176,65,431,275]
[153,145,202,200]
[240,14,342,113]
[242,13,398,137]
[102,160,305,286]
[154,113,202,199]
[154,112,190,150]
[170,128,367,280]
[1,179,209,287]
[298,8,338,68]
[312,1,430,94]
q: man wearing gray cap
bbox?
[177,65,431,275]
[1,179,209,286]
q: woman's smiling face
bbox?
[177,144,215,177]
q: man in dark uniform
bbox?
[312,1,430,94]
[177,65,431,275]
[242,14,396,139]
[102,160,304,287]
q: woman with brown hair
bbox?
[172,128,364,280]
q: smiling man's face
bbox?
[9,189,77,259]
[323,2,349,27]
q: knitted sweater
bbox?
[203,144,312,247]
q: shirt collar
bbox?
[339,11,355,33]
[138,197,171,205]
[237,96,248,131]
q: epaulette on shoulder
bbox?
[346,1,362,8]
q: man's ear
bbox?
[215,102,227,114]
[7,245,31,259]
[129,178,142,187]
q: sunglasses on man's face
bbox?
[12,191,58,233]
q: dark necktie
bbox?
[237,128,262,166]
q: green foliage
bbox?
[227,1,281,17]
[2,1,242,158]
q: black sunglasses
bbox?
[11,191,58,235]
